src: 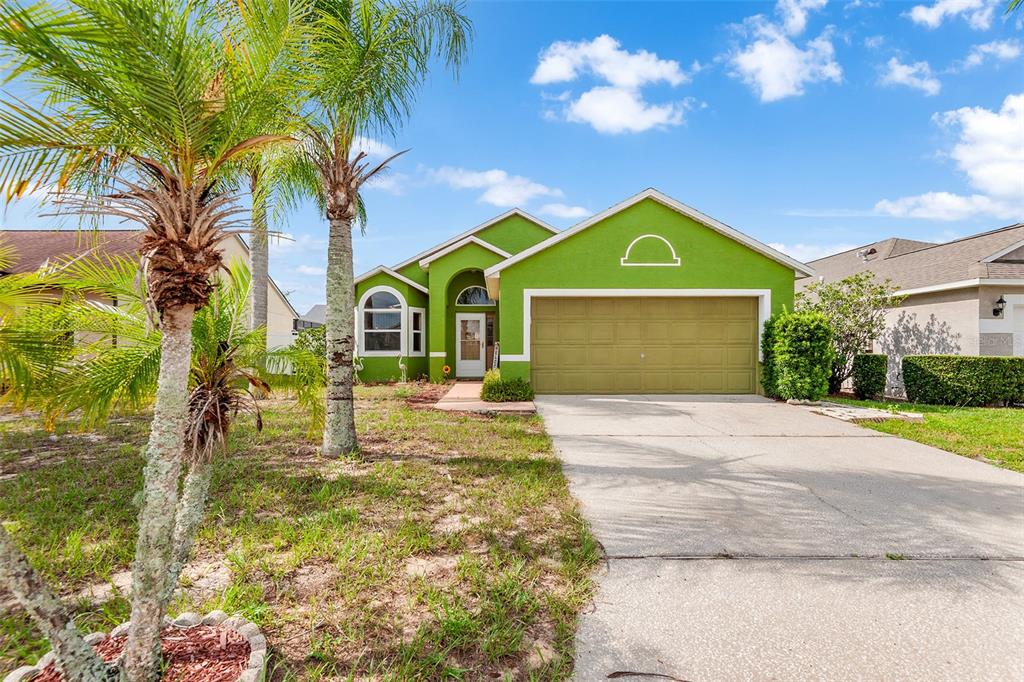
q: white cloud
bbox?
[906,0,997,30]
[363,172,408,194]
[880,57,941,96]
[728,1,841,103]
[531,35,696,134]
[566,86,685,134]
[769,241,860,261]
[875,93,1024,220]
[863,35,885,49]
[777,0,828,36]
[958,40,1022,70]
[352,136,395,158]
[429,167,563,207]
[537,203,591,219]
[874,192,1015,220]
[296,265,326,276]
[531,34,688,88]
[731,25,842,102]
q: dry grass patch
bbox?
[0,384,597,680]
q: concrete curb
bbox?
[4,611,267,682]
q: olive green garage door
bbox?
[530,297,758,394]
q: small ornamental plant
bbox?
[442,364,452,378]
[773,311,835,402]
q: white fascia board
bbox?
[418,236,511,269]
[353,265,429,294]
[892,278,1024,297]
[982,239,1024,263]
[484,188,815,278]
[391,209,557,272]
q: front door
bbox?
[456,313,486,378]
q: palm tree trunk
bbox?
[123,303,195,682]
[249,171,269,337]
[161,460,213,603]
[0,526,114,682]
[322,215,357,456]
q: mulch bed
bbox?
[34,626,250,682]
[405,382,451,409]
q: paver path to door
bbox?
[536,394,1024,682]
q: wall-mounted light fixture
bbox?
[993,295,1006,317]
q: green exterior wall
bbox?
[494,198,796,383]
[424,242,506,381]
[476,214,554,254]
[353,270,429,382]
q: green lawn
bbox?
[0,384,598,681]
[830,397,1024,473]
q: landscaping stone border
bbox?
[3,611,267,682]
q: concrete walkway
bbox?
[433,381,535,414]
[536,394,1024,681]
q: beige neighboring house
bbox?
[798,223,1024,394]
[1,229,299,349]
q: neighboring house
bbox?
[295,304,325,331]
[0,229,299,349]
[798,223,1024,394]
[353,188,812,393]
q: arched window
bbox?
[456,286,495,306]
[360,287,404,354]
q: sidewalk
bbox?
[433,381,536,414]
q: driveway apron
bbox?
[537,394,1024,681]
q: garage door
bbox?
[530,297,758,394]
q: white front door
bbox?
[456,313,486,377]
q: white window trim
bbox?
[455,285,496,306]
[408,306,426,357]
[357,285,406,357]
[499,288,773,363]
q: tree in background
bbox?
[797,272,903,394]
[0,0,302,678]
[287,0,471,456]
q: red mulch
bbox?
[406,382,451,409]
[34,626,250,682]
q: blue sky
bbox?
[3,0,1022,314]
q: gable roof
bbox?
[800,223,1024,293]
[418,236,511,268]
[353,264,429,293]
[483,188,814,279]
[0,228,301,317]
[390,209,557,272]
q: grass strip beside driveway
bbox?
[832,397,1023,473]
[0,384,597,681]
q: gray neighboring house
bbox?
[296,304,325,331]
[798,223,1024,395]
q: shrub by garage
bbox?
[772,311,835,402]
[481,369,535,403]
[903,355,1024,406]
[852,353,887,400]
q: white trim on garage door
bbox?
[499,288,773,363]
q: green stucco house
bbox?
[353,188,813,393]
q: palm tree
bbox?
[0,255,270,680]
[294,0,471,456]
[0,1,305,679]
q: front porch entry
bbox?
[456,312,496,378]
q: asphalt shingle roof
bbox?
[0,229,142,274]
[798,224,1024,291]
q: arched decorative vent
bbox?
[620,234,681,267]
[456,285,496,305]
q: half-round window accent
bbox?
[366,290,401,309]
[620,234,681,267]
[456,286,496,306]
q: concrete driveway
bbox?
[536,394,1024,681]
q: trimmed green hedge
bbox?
[902,355,1024,406]
[760,315,781,399]
[481,369,535,403]
[852,353,887,400]
[774,311,834,401]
